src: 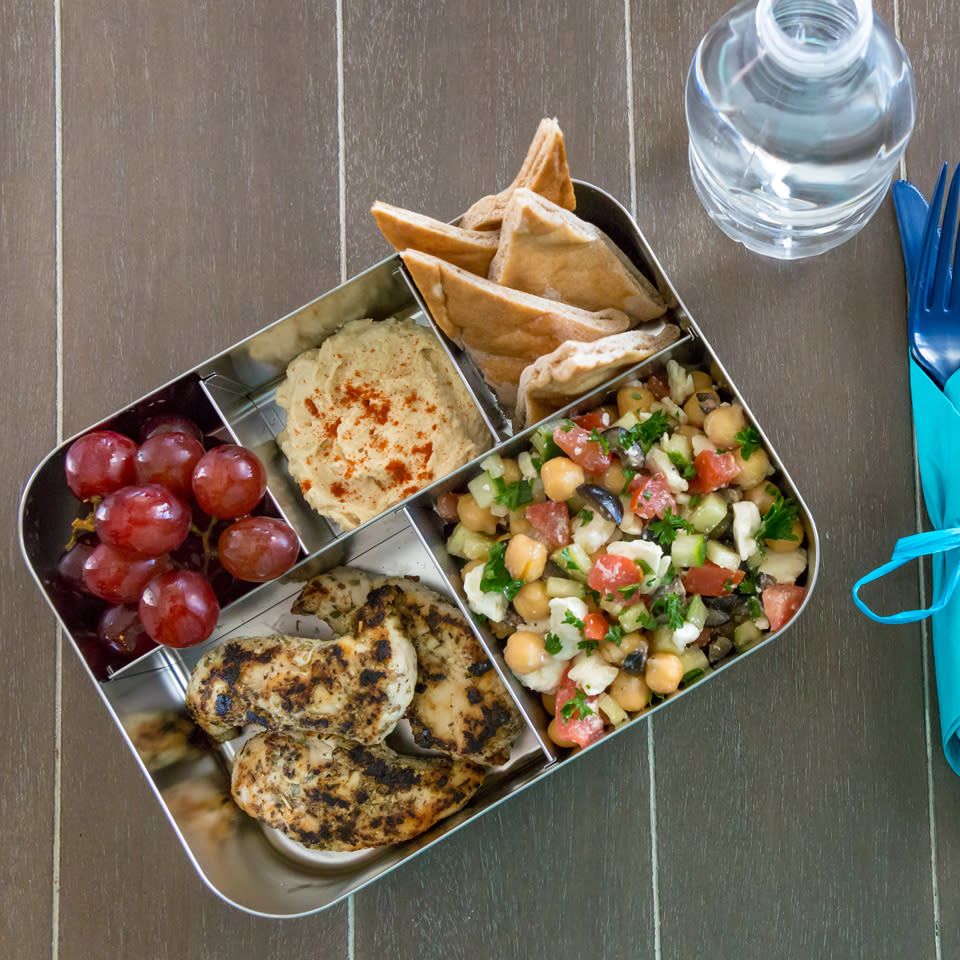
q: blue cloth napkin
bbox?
[852,181,960,774]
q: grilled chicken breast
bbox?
[186,585,416,744]
[231,731,484,850]
[292,567,524,765]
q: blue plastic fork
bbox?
[911,163,960,389]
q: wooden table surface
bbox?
[5,1,958,958]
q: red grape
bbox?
[135,432,205,498]
[97,604,156,658]
[140,415,203,443]
[192,445,266,519]
[139,570,220,648]
[95,484,192,556]
[65,431,138,500]
[217,517,300,582]
[55,535,99,594]
[82,543,171,603]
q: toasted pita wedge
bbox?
[489,189,667,322]
[371,201,500,276]
[515,325,683,428]
[459,118,576,231]
[402,249,631,407]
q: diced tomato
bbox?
[435,491,460,523]
[553,423,612,473]
[645,374,670,399]
[587,553,640,595]
[688,450,740,494]
[573,410,612,431]
[525,500,570,548]
[554,672,604,748]
[681,562,745,597]
[583,612,609,641]
[628,472,677,519]
[762,583,807,631]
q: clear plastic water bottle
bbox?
[685,0,916,259]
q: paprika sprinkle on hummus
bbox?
[275,317,490,530]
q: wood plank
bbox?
[630,1,936,957]
[0,2,58,958]
[900,0,960,953]
[2,20,58,960]
[58,1,348,952]
[341,4,658,957]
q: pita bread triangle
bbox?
[515,325,683,428]
[371,201,499,276]
[489,188,667,322]
[459,118,576,231]
[401,249,631,407]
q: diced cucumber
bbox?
[619,603,655,633]
[685,594,708,632]
[599,597,625,618]
[706,540,741,571]
[446,523,496,561]
[597,693,629,727]
[550,542,592,582]
[531,423,560,459]
[480,454,505,478]
[678,646,710,686]
[517,450,538,480]
[613,411,639,430]
[545,577,586,599]
[650,625,683,654]
[660,431,693,461]
[671,532,706,568]
[687,492,727,533]
[467,472,497,509]
[734,621,764,653]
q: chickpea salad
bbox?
[438,360,810,751]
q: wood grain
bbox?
[630,1,936,958]
[0,1,58,958]
[57,2,347,955]
[900,0,960,954]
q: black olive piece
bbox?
[704,594,741,612]
[707,635,734,664]
[575,483,624,525]
[622,641,649,675]
[696,391,721,415]
[602,427,645,469]
[704,607,730,627]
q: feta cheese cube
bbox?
[759,547,808,584]
[732,501,762,561]
[516,655,567,694]
[548,596,590,659]
[567,651,619,696]
[463,565,508,622]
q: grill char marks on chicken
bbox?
[231,731,484,851]
[292,567,523,766]
[186,585,416,745]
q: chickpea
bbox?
[513,580,550,621]
[617,386,654,417]
[599,461,629,495]
[509,508,533,537]
[704,403,746,447]
[683,389,721,428]
[733,446,773,489]
[504,534,548,582]
[542,691,557,716]
[500,458,522,486]
[600,630,646,666]
[540,456,585,502]
[548,716,577,748]
[457,492,498,535]
[690,370,713,392]
[504,630,549,674]
[610,671,650,712]
[644,651,684,694]
[764,517,805,553]
[460,558,485,584]
[676,423,705,439]
[743,481,781,516]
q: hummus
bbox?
[275,317,490,530]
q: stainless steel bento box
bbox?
[19,182,820,917]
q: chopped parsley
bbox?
[617,583,641,600]
[578,508,594,525]
[689,493,703,509]
[492,476,533,510]
[544,632,563,655]
[738,568,760,596]
[585,587,603,605]
[588,427,610,456]
[623,410,671,454]
[561,689,594,722]
[681,668,705,686]
[632,606,660,630]
[578,638,600,653]
[561,419,576,432]
[652,593,686,630]
[756,496,800,546]
[620,467,637,493]
[479,542,524,602]
[735,425,763,459]
[636,558,654,576]
[604,623,624,646]
[648,507,694,546]
[747,597,764,619]
[667,451,696,479]
[563,609,586,632]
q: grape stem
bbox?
[65,496,102,551]
[194,517,219,577]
